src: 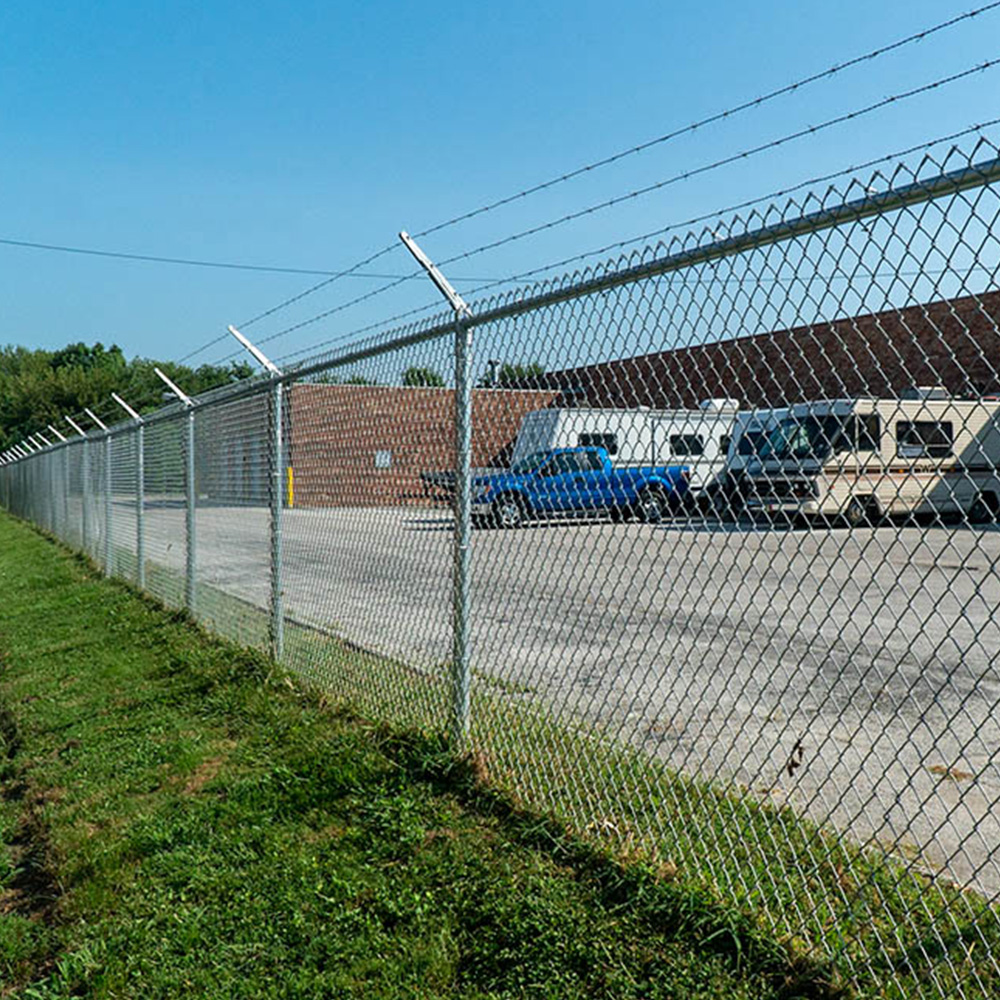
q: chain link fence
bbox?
[4,138,1000,997]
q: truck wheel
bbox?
[636,487,669,525]
[492,494,527,529]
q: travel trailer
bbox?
[510,400,742,491]
[742,395,1000,524]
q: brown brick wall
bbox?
[546,290,1000,409]
[287,384,558,508]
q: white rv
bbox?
[742,396,1000,524]
[510,400,741,490]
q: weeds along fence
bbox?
[4,139,1000,998]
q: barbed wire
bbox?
[178,4,999,368]
[451,118,1000,300]
[209,62,1000,368]
[411,1,1000,241]
[267,119,1000,366]
[432,60,1000,273]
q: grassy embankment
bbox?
[0,512,833,999]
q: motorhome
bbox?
[510,400,741,490]
[698,407,791,513]
[742,395,1000,524]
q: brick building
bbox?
[544,289,1000,409]
[287,384,558,507]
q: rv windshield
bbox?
[758,413,880,462]
[760,416,838,462]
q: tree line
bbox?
[0,340,549,452]
[0,341,252,450]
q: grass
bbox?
[0,512,834,999]
[68,522,1000,998]
[276,614,1000,999]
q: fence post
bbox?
[81,438,91,555]
[451,316,472,745]
[48,426,70,539]
[136,423,145,589]
[186,408,197,614]
[62,447,70,540]
[104,431,113,576]
[270,379,284,662]
[83,409,107,563]
[399,232,473,747]
[112,394,145,590]
[224,328,285,662]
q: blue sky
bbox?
[1,0,999,376]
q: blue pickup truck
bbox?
[471,447,690,528]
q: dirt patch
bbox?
[0,704,61,923]
[0,703,22,759]
[182,756,224,794]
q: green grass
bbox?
[76,523,1000,999]
[0,513,832,999]
[276,615,1000,999]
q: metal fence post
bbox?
[270,379,284,661]
[451,316,472,745]
[224,328,285,662]
[136,423,145,589]
[112,394,145,589]
[399,232,473,747]
[104,431,113,576]
[62,446,70,541]
[81,438,91,556]
[186,408,197,614]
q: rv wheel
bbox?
[969,492,999,525]
[845,496,881,528]
[492,494,528,529]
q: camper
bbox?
[742,394,1000,524]
[510,400,741,491]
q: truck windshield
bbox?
[510,452,548,474]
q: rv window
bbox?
[852,414,881,451]
[829,414,881,452]
[578,432,617,456]
[670,434,705,456]
[719,436,730,455]
[896,421,953,458]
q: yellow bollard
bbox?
[287,466,294,508]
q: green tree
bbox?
[478,361,547,388]
[401,366,445,387]
[0,341,256,450]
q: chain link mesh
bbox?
[3,137,1000,997]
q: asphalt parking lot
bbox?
[103,501,1000,895]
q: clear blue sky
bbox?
[1,0,998,374]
